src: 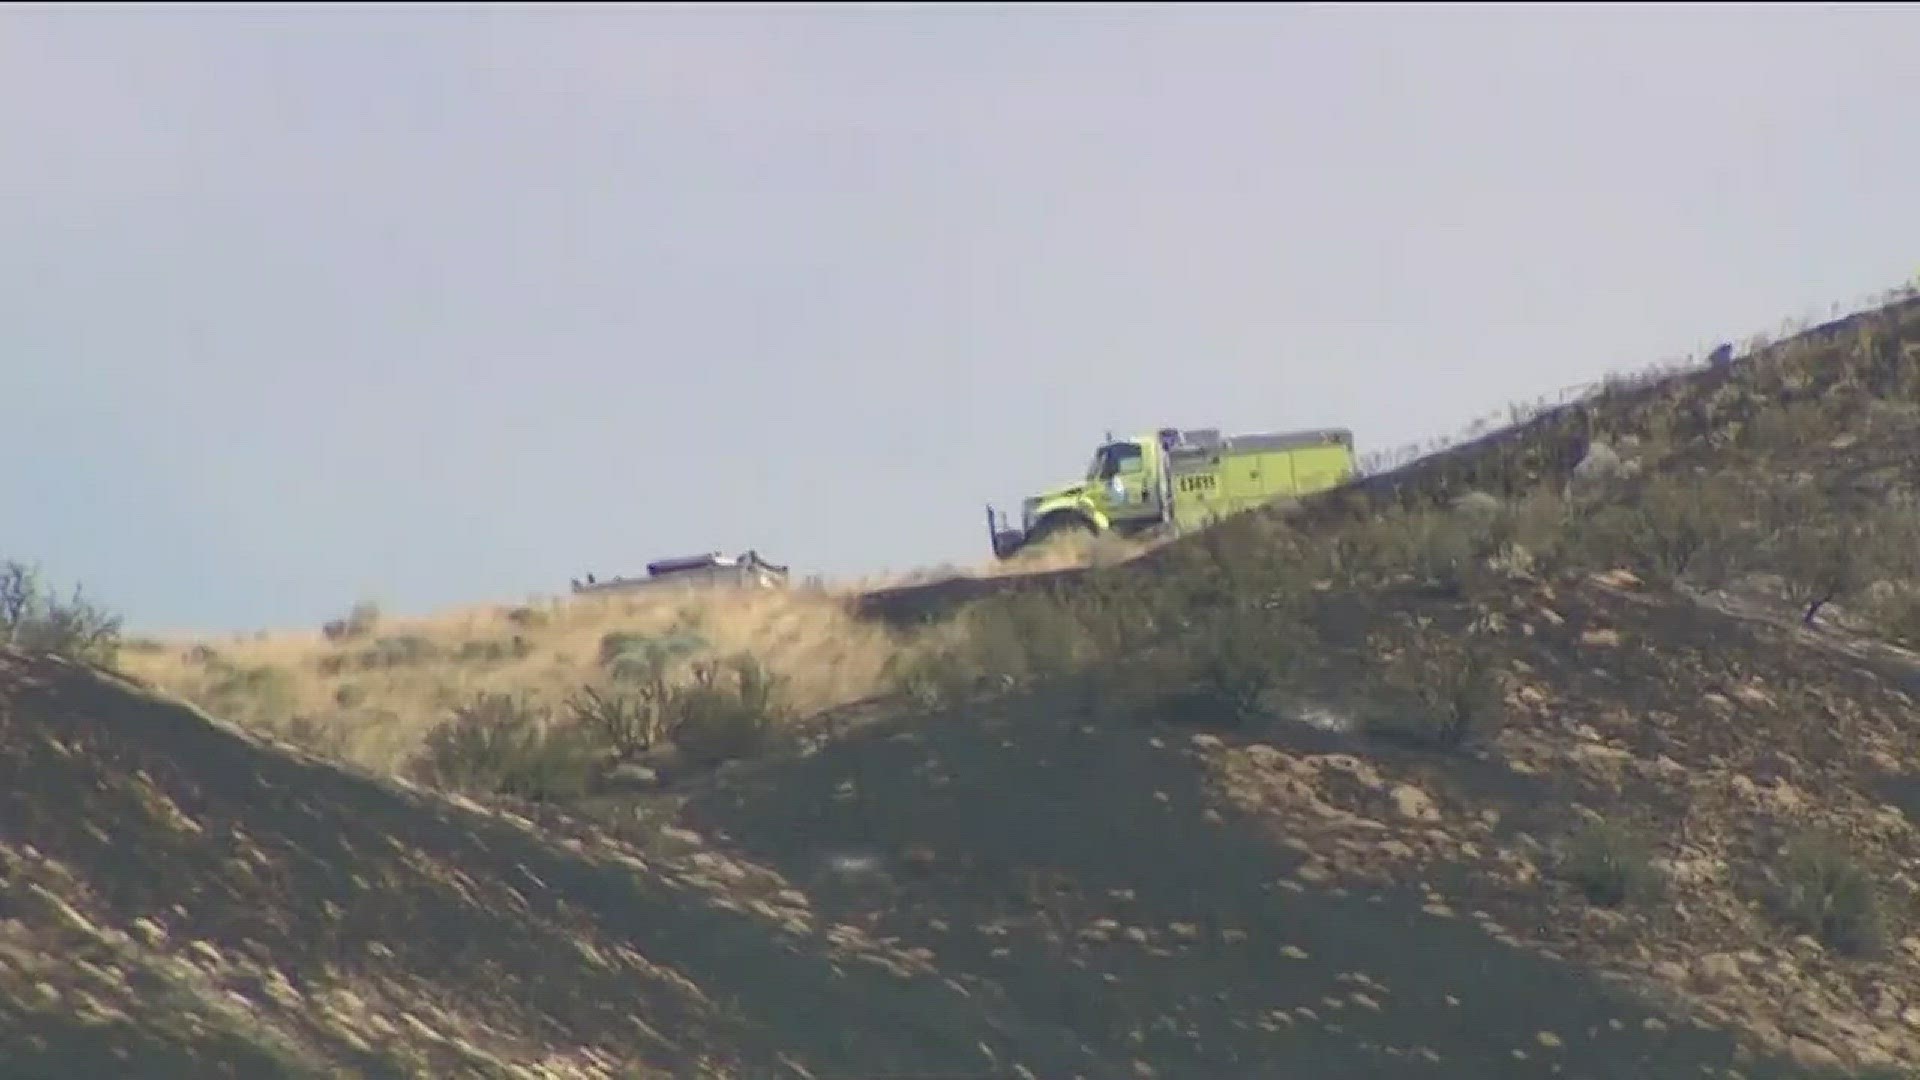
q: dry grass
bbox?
[872,527,1159,588]
[118,517,1156,780]
[120,583,909,774]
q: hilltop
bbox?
[13,283,1920,1076]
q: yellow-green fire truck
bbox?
[986,426,1358,559]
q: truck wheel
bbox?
[1028,513,1096,550]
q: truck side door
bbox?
[1098,442,1158,523]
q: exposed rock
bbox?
[1390,784,1439,823]
[1694,953,1742,988]
[608,763,660,788]
[1786,1037,1843,1070]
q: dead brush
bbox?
[565,684,673,759]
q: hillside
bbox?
[0,645,1843,1078]
[15,283,1920,1077]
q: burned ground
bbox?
[0,643,1836,1079]
[0,649,1092,1078]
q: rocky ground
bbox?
[0,623,1885,1079]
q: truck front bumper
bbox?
[986,504,1027,560]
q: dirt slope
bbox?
[0,647,1092,1079]
[1,638,1849,1079]
[673,580,1920,1077]
[674,687,1827,1079]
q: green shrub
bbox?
[882,639,992,711]
[671,654,789,769]
[1763,499,1908,625]
[964,590,1096,684]
[1572,473,1748,585]
[0,559,123,667]
[1775,831,1883,956]
[1153,593,1317,724]
[599,630,708,684]
[1319,502,1509,594]
[568,651,790,769]
[408,692,601,802]
[879,580,1158,711]
[1362,635,1503,751]
[1560,819,1661,906]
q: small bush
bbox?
[504,605,550,630]
[671,654,789,769]
[322,601,381,643]
[1764,501,1906,626]
[409,693,602,802]
[0,559,123,667]
[454,636,536,663]
[1560,819,1661,905]
[276,713,352,758]
[599,630,708,684]
[880,582,1149,711]
[964,591,1097,684]
[1866,584,1920,647]
[1319,502,1509,595]
[882,640,992,711]
[1775,831,1883,956]
[1362,635,1503,751]
[1151,594,1317,725]
[567,651,790,769]
[566,683,672,758]
[1572,474,1748,586]
[199,663,298,727]
[359,634,439,668]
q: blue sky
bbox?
[3,3,1916,632]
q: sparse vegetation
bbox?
[668,654,790,768]
[0,559,123,667]
[322,601,381,642]
[1774,830,1884,957]
[407,691,602,802]
[359,633,440,668]
[1560,818,1661,906]
[1574,473,1750,586]
[1361,633,1503,751]
[565,683,671,758]
[1765,497,1907,626]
